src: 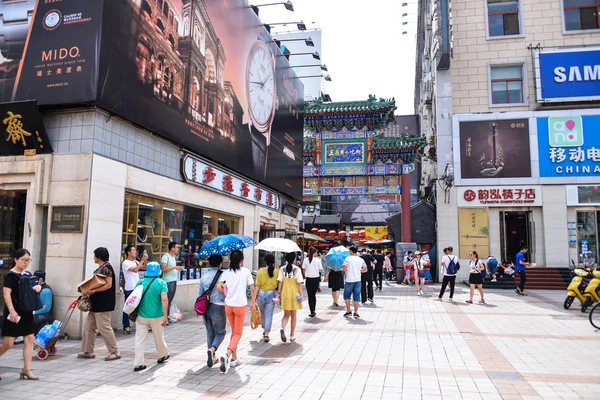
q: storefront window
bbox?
[577,186,600,204]
[0,190,26,313]
[122,192,239,281]
[577,211,597,262]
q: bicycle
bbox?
[590,301,600,330]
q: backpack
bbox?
[9,271,43,312]
[447,256,458,275]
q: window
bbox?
[564,0,600,31]
[487,0,521,37]
[490,65,524,104]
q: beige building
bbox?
[415,0,600,278]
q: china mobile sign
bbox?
[181,154,279,211]
[538,115,600,177]
[457,186,543,207]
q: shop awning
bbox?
[297,232,327,242]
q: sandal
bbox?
[77,352,96,359]
[104,353,122,361]
[264,335,270,343]
[157,354,170,364]
[19,369,39,380]
[134,365,147,372]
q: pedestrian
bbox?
[324,255,344,307]
[466,250,486,304]
[402,251,413,285]
[411,251,426,295]
[515,246,531,296]
[302,247,323,318]
[487,255,498,282]
[373,249,385,291]
[435,246,458,302]
[583,252,596,268]
[32,270,54,327]
[384,252,392,286]
[160,241,182,321]
[277,252,304,343]
[133,262,170,372]
[0,249,42,380]
[218,250,255,373]
[343,246,367,319]
[198,254,227,367]
[121,245,148,335]
[359,249,375,303]
[78,247,121,361]
[253,254,278,343]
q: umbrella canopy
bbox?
[255,238,301,253]
[325,245,350,271]
[198,234,257,257]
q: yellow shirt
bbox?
[256,266,279,292]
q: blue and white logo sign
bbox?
[538,115,600,177]
[536,48,600,102]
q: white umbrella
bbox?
[255,238,301,253]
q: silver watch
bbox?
[0,0,36,60]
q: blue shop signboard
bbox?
[538,115,600,178]
[536,48,600,102]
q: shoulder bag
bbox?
[195,270,223,316]
[128,277,158,322]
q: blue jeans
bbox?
[344,281,361,302]
[256,290,277,332]
[203,304,226,351]
[122,290,133,328]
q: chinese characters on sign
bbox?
[3,112,32,146]
[458,208,489,258]
[323,142,365,164]
[50,206,84,232]
[458,186,543,207]
[0,101,53,156]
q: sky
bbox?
[255,0,418,115]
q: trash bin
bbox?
[396,267,404,284]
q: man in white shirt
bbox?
[435,246,458,302]
[121,245,147,334]
[343,246,368,319]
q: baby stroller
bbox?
[34,298,79,360]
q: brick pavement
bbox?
[1,283,599,399]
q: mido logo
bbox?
[548,116,583,147]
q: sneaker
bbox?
[466,300,473,304]
[309,312,316,318]
[433,297,442,302]
[479,300,486,304]
[385,282,391,286]
[368,298,374,303]
[290,337,296,342]
[229,359,241,368]
[353,313,360,319]
[417,292,421,296]
[123,327,131,335]
[420,290,425,295]
[344,311,352,318]
[207,350,214,368]
[515,289,522,296]
[280,328,287,343]
[220,354,230,373]
[449,298,454,303]
[491,279,497,282]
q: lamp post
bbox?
[289,64,328,71]
[293,74,331,81]
[274,37,315,47]
[252,1,294,11]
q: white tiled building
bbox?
[415,0,600,277]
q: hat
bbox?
[415,251,421,256]
[33,270,46,280]
[145,262,161,277]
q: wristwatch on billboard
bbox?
[0,0,37,60]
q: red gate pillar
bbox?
[401,164,412,242]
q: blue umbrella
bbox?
[199,234,257,257]
[325,246,350,271]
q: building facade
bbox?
[415,0,600,277]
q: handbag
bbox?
[78,296,91,312]
[194,270,223,316]
[128,277,157,322]
[250,303,261,330]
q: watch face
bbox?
[246,41,275,132]
[43,10,62,30]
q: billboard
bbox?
[538,115,600,178]
[535,48,600,103]
[0,0,102,105]
[97,0,304,199]
[459,119,531,179]
[458,208,489,259]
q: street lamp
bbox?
[252,1,294,11]
[281,50,320,60]
[295,74,331,81]
[289,64,328,71]
[274,37,315,47]
[264,20,307,31]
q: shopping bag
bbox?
[250,304,261,330]
[168,304,182,322]
[123,284,144,315]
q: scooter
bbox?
[564,260,591,310]
[581,268,600,313]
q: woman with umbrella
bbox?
[276,253,304,342]
[324,246,347,307]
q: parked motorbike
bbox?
[564,260,591,310]
[581,268,600,313]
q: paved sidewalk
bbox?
[1,283,599,399]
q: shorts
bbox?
[469,273,484,285]
[343,281,361,302]
[488,265,497,275]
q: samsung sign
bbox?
[535,48,600,103]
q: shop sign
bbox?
[457,186,543,207]
[50,206,84,232]
[181,154,279,211]
[0,101,53,156]
[535,48,600,103]
[538,115,600,178]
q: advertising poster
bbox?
[458,208,489,259]
[97,0,304,199]
[459,119,531,179]
[0,0,103,104]
[538,115,600,178]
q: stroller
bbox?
[34,298,79,360]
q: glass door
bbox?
[577,211,597,264]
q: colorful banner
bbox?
[458,208,489,259]
[365,226,388,242]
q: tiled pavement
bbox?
[1,283,599,399]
